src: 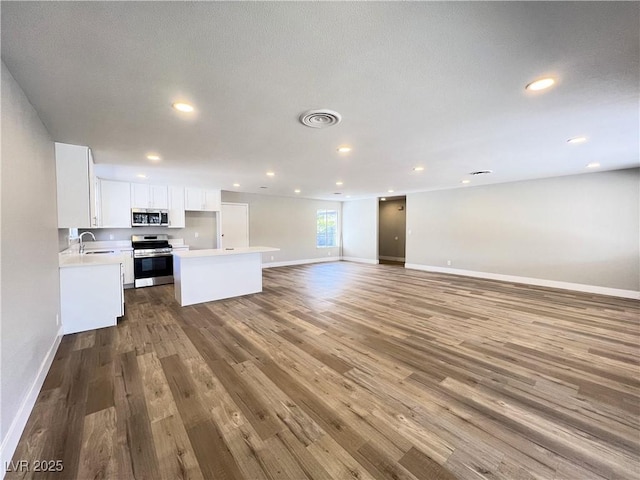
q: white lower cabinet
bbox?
[60,262,124,334]
[122,250,134,286]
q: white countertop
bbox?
[59,252,125,268]
[61,238,187,256]
[173,246,279,259]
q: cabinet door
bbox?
[168,186,186,228]
[184,187,204,211]
[99,179,131,227]
[122,250,134,285]
[130,183,150,208]
[88,149,98,227]
[60,263,122,334]
[203,189,221,211]
[150,185,169,209]
[55,143,94,228]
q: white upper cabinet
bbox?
[184,187,203,211]
[98,179,131,228]
[185,187,221,212]
[55,143,98,228]
[131,183,168,209]
[168,185,185,228]
[150,185,169,209]
[204,189,221,211]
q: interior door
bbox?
[221,203,249,248]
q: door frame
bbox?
[221,202,250,248]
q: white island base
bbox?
[173,246,279,306]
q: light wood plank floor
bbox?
[7,262,640,479]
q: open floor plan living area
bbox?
[2,2,639,479]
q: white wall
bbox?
[221,191,341,265]
[1,61,62,469]
[342,198,378,264]
[406,169,640,296]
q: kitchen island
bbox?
[173,246,279,306]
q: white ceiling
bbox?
[2,2,638,200]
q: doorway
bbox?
[221,202,249,248]
[378,196,406,266]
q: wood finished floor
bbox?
[8,262,640,480]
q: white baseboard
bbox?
[1,327,62,478]
[341,256,379,265]
[404,264,640,300]
[263,257,341,268]
[378,256,406,262]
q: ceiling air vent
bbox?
[299,109,342,128]
[469,170,493,176]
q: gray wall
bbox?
[78,211,218,249]
[342,198,378,262]
[1,62,61,451]
[406,169,640,291]
[222,191,341,263]
[379,197,406,261]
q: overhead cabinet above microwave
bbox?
[131,183,168,209]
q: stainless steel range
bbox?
[131,234,173,288]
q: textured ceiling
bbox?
[2,2,638,200]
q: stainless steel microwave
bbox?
[131,209,169,227]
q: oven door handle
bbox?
[134,252,173,258]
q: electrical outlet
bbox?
[447,260,452,266]
[270,255,274,261]
[109,234,114,240]
[195,232,199,238]
[328,251,331,256]
[56,314,60,326]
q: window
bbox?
[316,209,338,248]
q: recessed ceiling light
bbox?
[461,180,471,184]
[172,102,194,112]
[380,197,386,201]
[294,189,301,193]
[586,162,600,168]
[387,189,394,193]
[413,166,425,172]
[337,146,352,153]
[146,154,161,161]
[233,183,240,187]
[336,181,343,186]
[346,195,351,198]
[567,136,588,144]
[525,77,556,91]
[137,174,147,179]
[266,172,275,177]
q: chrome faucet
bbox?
[79,231,96,254]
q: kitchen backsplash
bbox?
[70,211,218,250]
